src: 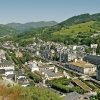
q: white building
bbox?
[28,61,39,72]
[66,59,96,74]
[0,59,14,71]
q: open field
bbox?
[53,21,96,35]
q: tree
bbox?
[97,91,100,100]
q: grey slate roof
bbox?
[0,69,5,74]
[7,74,14,79]
[44,69,63,77]
[63,92,81,100]
[0,59,14,67]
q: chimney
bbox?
[74,58,77,62]
[14,74,17,82]
[80,58,83,61]
[54,67,58,73]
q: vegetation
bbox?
[0,24,20,36]
[97,91,100,100]
[11,13,100,55]
[0,85,63,100]
[46,77,85,94]
[28,72,41,83]
[5,53,11,61]
[78,78,96,91]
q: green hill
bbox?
[53,21,96,35]
[6,21,58,32]
[0,24,20,36]
[15,13,100,46]
[58,13,100,27]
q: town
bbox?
[0,38,100,100]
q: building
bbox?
[97,65,100,81]
[38,64,55,71]
[66,59,96,74]
[0,59,14,77]
[31,64,64,80]
[0,59,14,71]
[15,50,23,58]
[27,61,39,72]
[83,55,100,65]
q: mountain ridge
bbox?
[6,21,58,32]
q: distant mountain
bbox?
[6,21,58,31]
[0,24,20,36]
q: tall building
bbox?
[97,65,100,81]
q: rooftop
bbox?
[44,69,63,77]
[38,64,55,68]
[69,60,96,68]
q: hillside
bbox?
[0,85,63,100]
[58,13,100,27]
[6,21,58,31]
[14,13,100,47]
[53,21,96,35]
[0,24,20,36]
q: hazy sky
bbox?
[0,0,100,24]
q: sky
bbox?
[0,0,100,24]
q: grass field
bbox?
[53,21,96,35]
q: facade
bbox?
[0,59,14,71]
[66,59,96,74]
[0,59,14,77]
[97,65,100,81]
[31,63,64,80]
[38,64,55,71]
[5,69,14,76]
[27,61,39,72]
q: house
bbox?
[27,61,39,72]
[34,65,64,80]
[66,59,96,74]
[0,59,14,71]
